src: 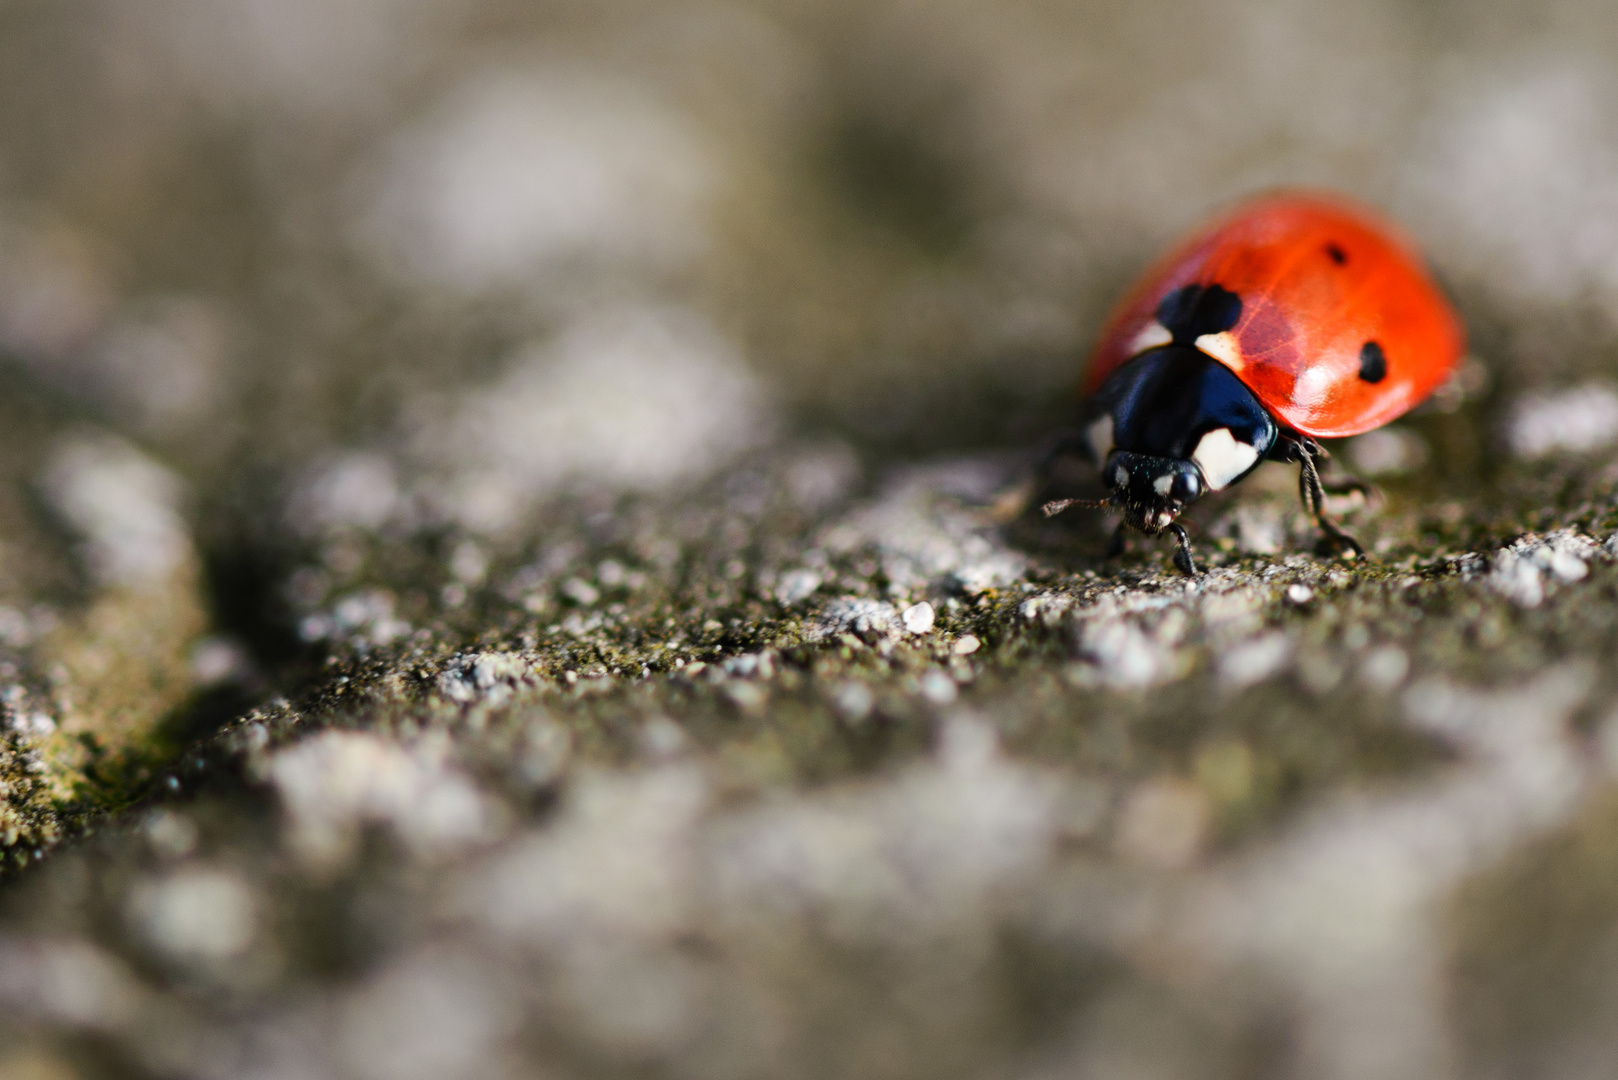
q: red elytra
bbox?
[1085,191,1464,439]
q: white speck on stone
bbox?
[437,651,539,708]
[1217,633,1292,689]
[952,634,981,655]
[1487,530,1598,607]
[357,64,715,292]
[267,731,501,867]
[901,602,935,634]
[127,868,257,964]
[40,434,191,588]
[1507,382,1618,458]
[774,568,822,605]
[807,597,899,641]
[1285,584,1314,605]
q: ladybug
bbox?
[1045,191,1464,574]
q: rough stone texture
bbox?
[0,372,208,867]
[7,1,1618,1078]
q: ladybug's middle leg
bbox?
[1292,440,1364,557]
[1285,438,1374,499]
[1311,447,1375,500]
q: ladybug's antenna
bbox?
[1041,497,1111,517]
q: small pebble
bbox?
[952,635,981,655]
[901,602,935,634]
[1285,584,1314,605]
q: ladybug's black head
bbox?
[1078,345,1281,535]
[1103,451,1203,533]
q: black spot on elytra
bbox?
[1325,242,1347,265]
[1359,340,1387,383]
[1155,284,1242,345]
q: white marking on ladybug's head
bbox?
[1085,414,1114,464]
[1191,427,1260,490]
[1113,463,1129,488]
[1128,320,1174,356]
[1154,510,1174,528]
[1153,473,1174,496]
[1195,331,1242,370]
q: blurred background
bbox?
[4,0,1618,506]
[5,1,1618,1078]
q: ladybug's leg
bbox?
[1294,442,1365,557]
[1295,440,1375,499]
[1168,523,1199,576]
[1318,474,1372,498]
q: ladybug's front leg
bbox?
[1290,439,1365,558]
[1167,523,1199,576]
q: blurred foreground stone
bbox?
[0,369,208,869]
[8,429,1618,1078]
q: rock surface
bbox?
[4,2,1618,1078]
